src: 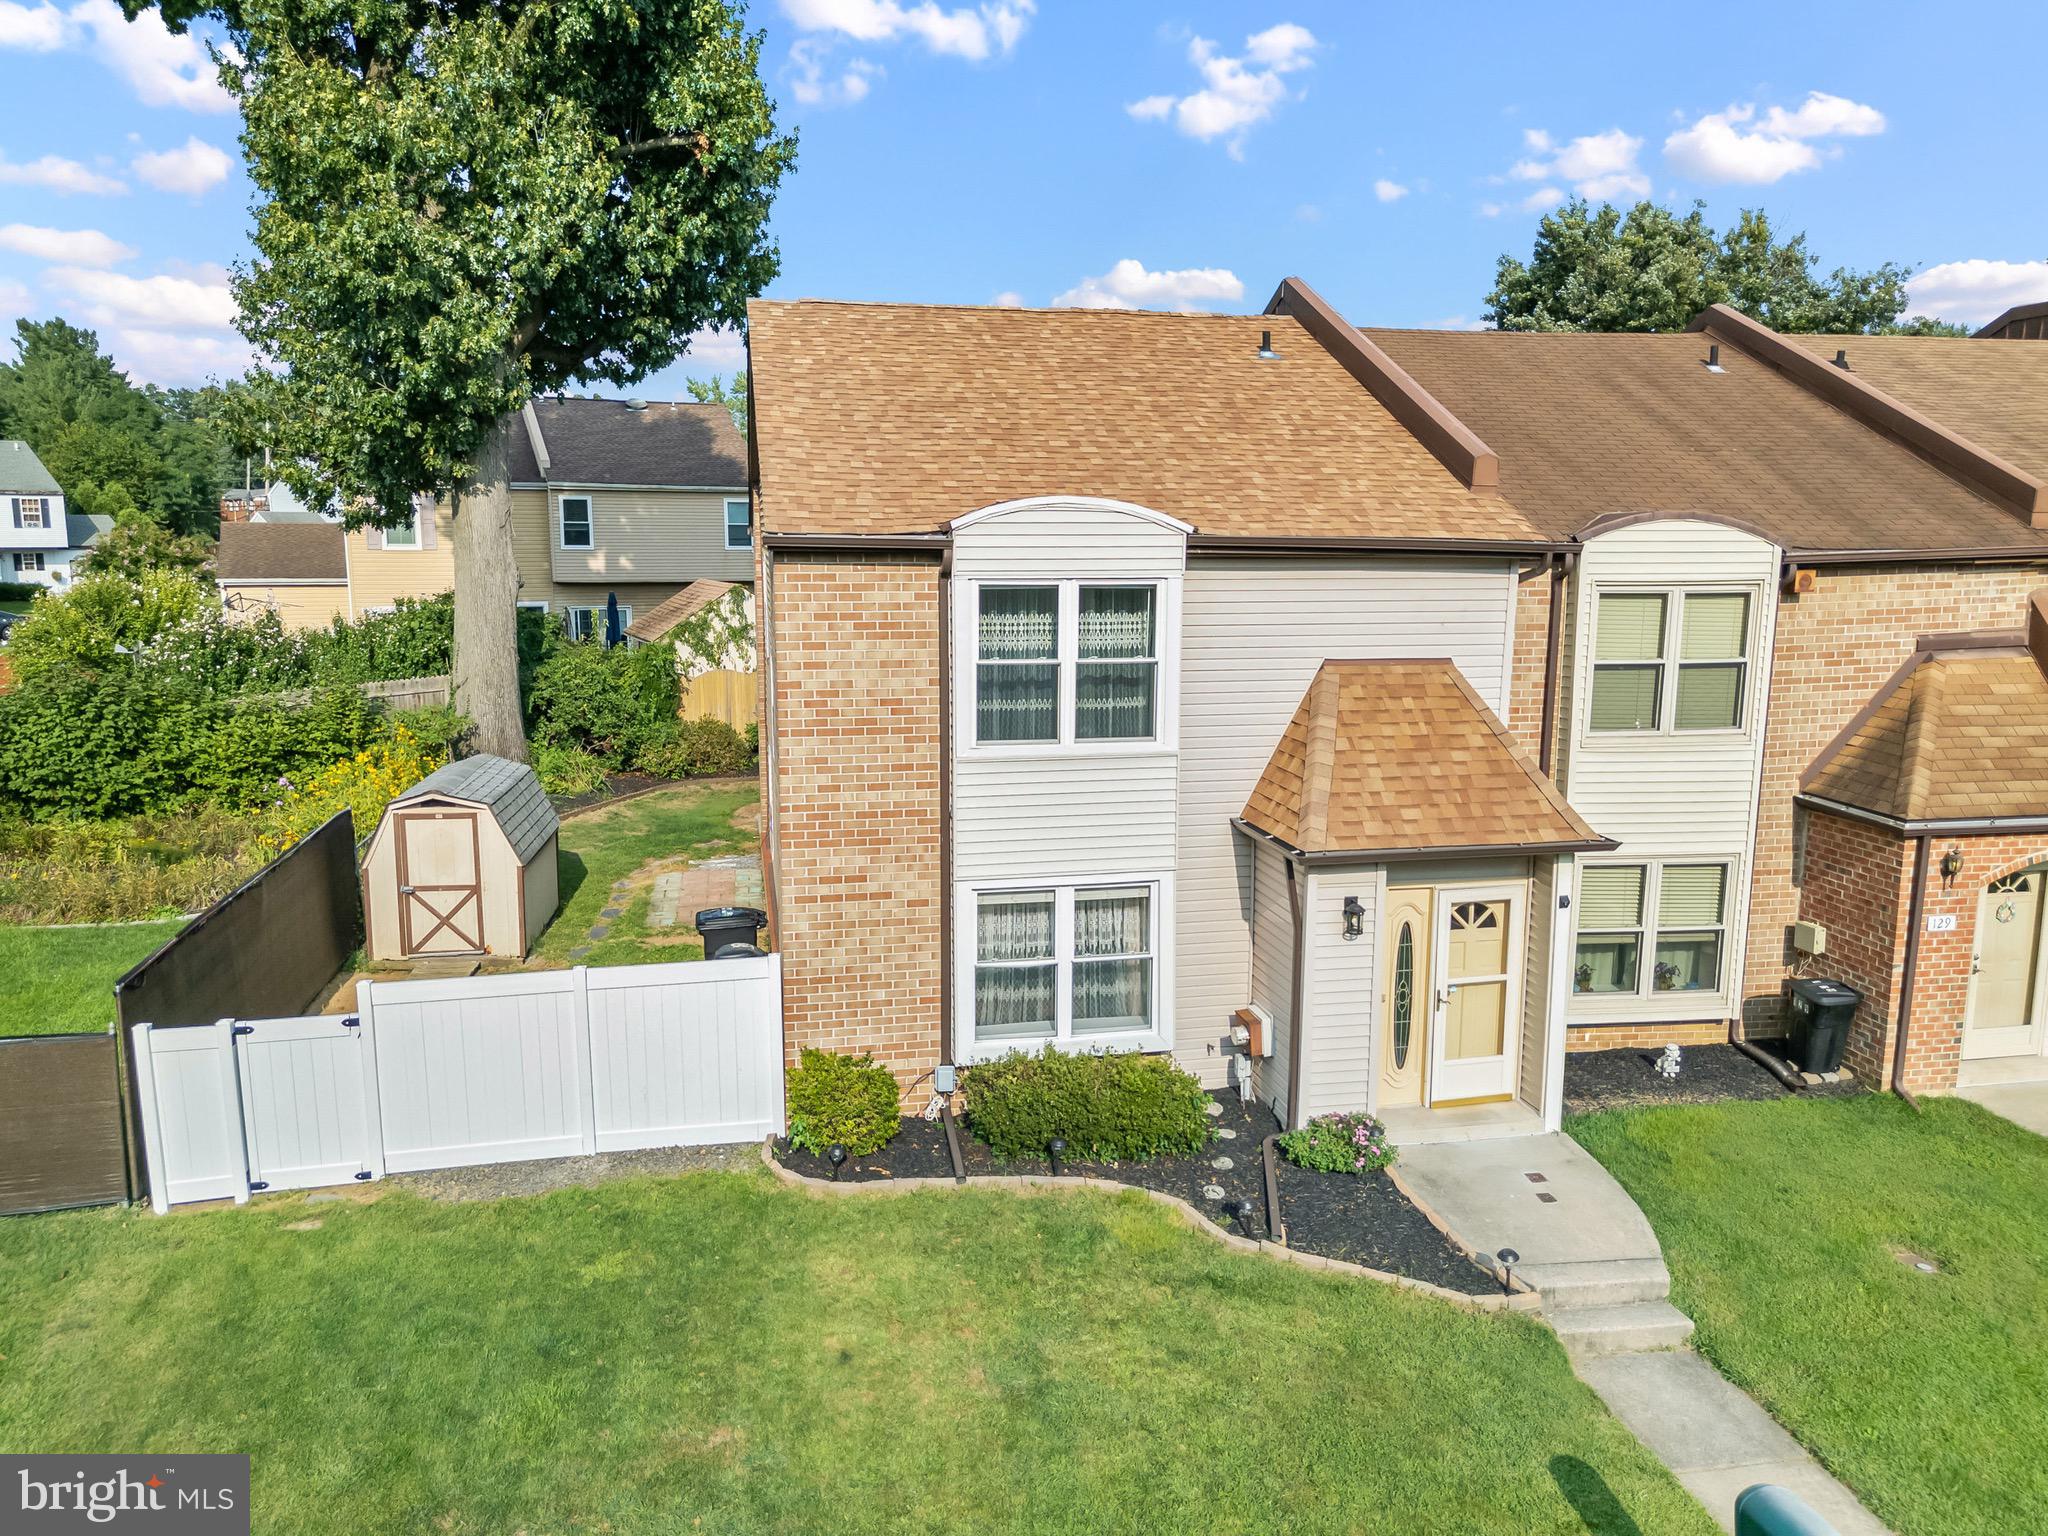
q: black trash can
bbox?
[1784,978,1859,1074]
[695,906,767,960]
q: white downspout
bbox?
[1543,851,1576,1132]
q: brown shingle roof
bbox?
[215,522,345,582]
[1239,659,1609,856]
[1803,647,2048,822]
[625,578,734,642]
[1368,329,2048,554]
[507,397,746,487]
[747,301,1548,540]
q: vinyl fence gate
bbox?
[130,954,784,1213]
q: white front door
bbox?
[1964,871,2048,1061]
[1428,883,1525,1105]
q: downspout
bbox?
[1890,834,1932,1110]
[757,542,782,954]
[1285,857,1308,1131]
[1538,549,1570,777]
[937,544,954,1071]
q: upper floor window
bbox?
[1589,590,1750,734]
[14,496,47,529]
[560,495,593,549]
[724,497,752,551]
[973,582,1158,747]
[381,507,419,548]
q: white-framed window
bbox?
[381,507,419,548]
[724,496,752,551]
[560,495,593,549]
[564,604,631,643]
[1589,589,1752,734]
[15,496,48,529]
[961,875,1168,1057]
[968,580,1166,750]
[13,551,45,572]
[1574,861,1730,997]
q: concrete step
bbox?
[1549,1300,1695,1359]
[1519,1257,1671,1308]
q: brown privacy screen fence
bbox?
[0,1034,129,1215]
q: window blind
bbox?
[1657,865,1726,928]
[1681,594,1748,660]
[1595,594,1666,660]
[1579,866,1645,929]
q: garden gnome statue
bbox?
[1655,1043,1683,1080]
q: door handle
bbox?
[400,885,416,894]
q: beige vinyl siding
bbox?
[1246,838,1297,1123]
[1175,556,1518,1088]
[1519,857,1554,1110]
[950,500,1189,582]
[521,833,560,957]
[1560,519,1779,1027]
[548,487,752,586]
[219,583,349,632]
[345,500,454,614]
[1301,865,1378,1118]
[953,755,1176,881]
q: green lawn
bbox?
[1571,1095,2048,1536]
[0,1170,1712,1536]
[0,919,184,1036]
[526,780,757,969]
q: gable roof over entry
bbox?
[1237,660,1610,859]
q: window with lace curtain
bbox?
[972,582,1161,746]
[970,881,1158,1047]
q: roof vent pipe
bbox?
[1703,342,1724,373]
[1256,329,1280,361]
[1833,349,1850,370]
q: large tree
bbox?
[1487,200,1968,335]
[142,0,794,759]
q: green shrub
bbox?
[390,703,471,757]
[0,580,39,602]
[630,716,755,779]
[786,1048,901,1158]
[526,638,679,757]
[0,807,268,923]
[531,740,609,797]
[962,1047,1211,1162]
[1276,1112,1395,1175]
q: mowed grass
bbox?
[527,780,757,969]
[0,1171,1714,1536]
[1571,1095,2048,1535]
[0,919,183,1036]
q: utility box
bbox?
[1791,919,1828,957]
[1785,978,1859,1074]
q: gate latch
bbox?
[232,1024,254,1036]
[248,1180,270,1191]
[341,1016,361,1029]
[354,1170,374,1181]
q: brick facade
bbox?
[1506,559,1555,760]
[1563,1019,1729,1051]
[1741,564,2047,1035]
[765,552,945,1097]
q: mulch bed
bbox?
[549,773,677,817]
[1564,1040,1867,1115]
[774,1091,1497,1295]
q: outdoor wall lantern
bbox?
[1941,847,1965,890]
[1342,896,1365,942]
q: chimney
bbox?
[2031,590,2048,683]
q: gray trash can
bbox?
[1785,978,1859,1074]
[695,906,766,960]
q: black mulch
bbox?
[775,1091,1498,1294]
[549,773,676,817]
[1564,1041,1866,1114]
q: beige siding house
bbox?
[217,522,351,631]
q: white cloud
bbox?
[0,276,32,316]
[1664,91,1884,185]
[0,222,135,266]
[44,264,237,331]
[131,135,231,195]
[1426,315,1490,332]
[0,0,232,113]
[1905,259,2048,327]
[1050,258,1244,312]
[991,290,1024,307]
[1519,185,1564,213]
[1509,126,1648,202]
[104,326,253,387]
[786,39,881,106]
[1372,178,1408,202]
[682,325,747,373]
[0,148,125,196]
[779,0,1032,62]
[1126,22,1317,159]
[0,1,65,48]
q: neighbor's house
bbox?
[2,441,110,589]
[747,279,2048,1136]
[216,520,350,630]
[345,396,751,637]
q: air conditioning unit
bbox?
[1792,920,1828,956]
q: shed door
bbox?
[397,810,484,956]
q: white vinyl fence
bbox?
[130,954,784,1213]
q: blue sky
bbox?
[2,0,2044,397]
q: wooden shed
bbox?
[362,755,560,961]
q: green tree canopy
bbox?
[1486,201,1969,335]
[685,369,748,433]
[155,0,795,756]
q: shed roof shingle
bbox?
[1239,659,1609,857]
[397,754,559,864]
[215,522,347,582]
[747,301,1546,541]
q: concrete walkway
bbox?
[1397,1134,1892,1535]
[1957,1079,2048,1136]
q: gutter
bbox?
[1285,857,1307,1132]
[761,531,948,553]
[1538,550,1571,777]
[937,542,954,1071]
[1784,547,2048,568]
[1231,818,1616,865]
[1794,794,2048,838]
[1187,533,1566,557]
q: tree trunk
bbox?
[451,413,527,761]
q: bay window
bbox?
[1575,861,1730,997]
[1589,589,1751,734]
[972,581,1164,748]
[968,879,1162,1050]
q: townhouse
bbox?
[746,277,2048,1135]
